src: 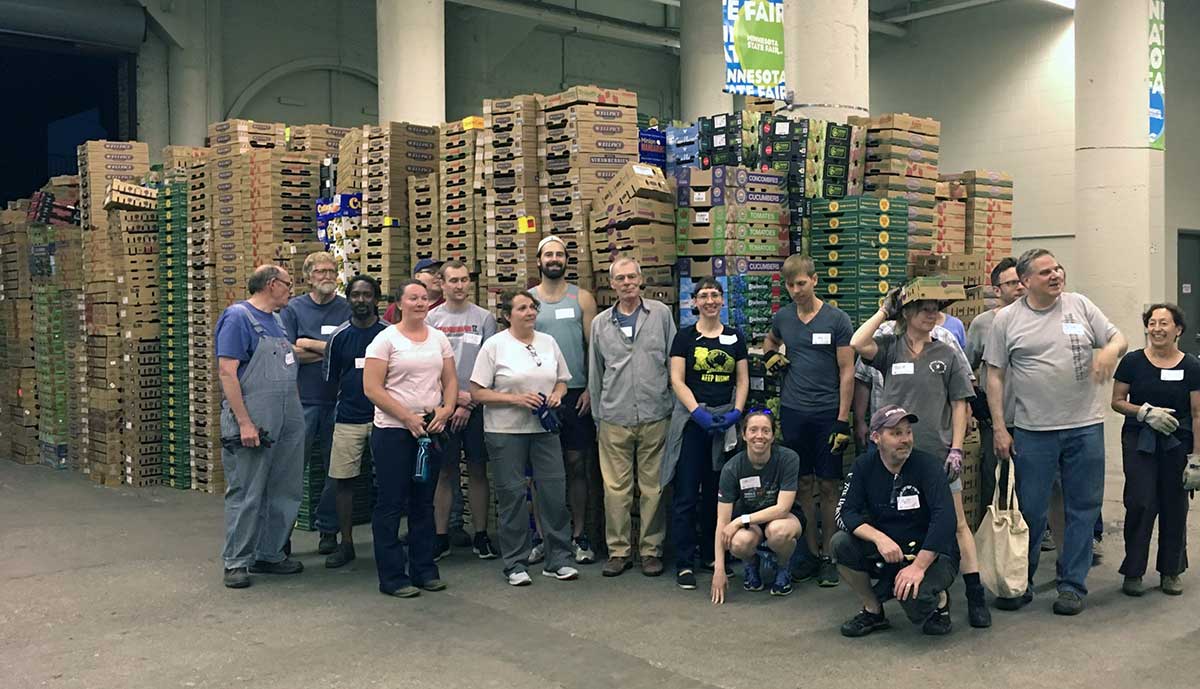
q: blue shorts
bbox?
[781,407,843,480]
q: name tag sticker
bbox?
[1161,369,1184,382]
[897,494,921,511]
[555,307,574,320]
[284,352,295,366]
[1062,322,1087,336]
[462,333,482,345]
[892,362,915,375]
[719,333,738,345]
[320,324,337,335]
[355,357,366,369]
[739,476,761,490]
[620,326,633,338]
[812,333,832,345]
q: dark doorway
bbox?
[1178,231,1200,356]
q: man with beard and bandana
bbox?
[281,251,352,554]
[529,235,600,564]
[322,275,390,567]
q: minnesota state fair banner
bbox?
[723,0,787,98]
[1148,0,1166,150]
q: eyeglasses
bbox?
[274,278,293,289]
[998,279,1021,289]
[310,268,336,277]
[525,344,542,367]
[746,406,774,417]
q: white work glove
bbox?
[1138,403,1179,435]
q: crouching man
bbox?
[834,405,959,636]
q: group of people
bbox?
[212,240,1199,637]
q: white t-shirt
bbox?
[470,329,571,433]
[365,325,454,429]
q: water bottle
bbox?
[414,436,432,483]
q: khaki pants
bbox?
[597,418,669,558]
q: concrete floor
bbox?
[2,461,1198,689]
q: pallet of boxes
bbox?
[408,173,439,265]
[1,205,38,465]
[438,116,483,268]
[589,162,677,310]
[482,94,543,306]
[288,124,352,155]
[810,196,910,326]
[539,85,642,292]
[944,169,1014,282]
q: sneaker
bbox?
[473,532,499,560]
[325,543,356,569]
[841,609,891,638]
[419,579,447,592]
[1052,590,1085,615]
[743,556,764,592]
[528,540,546,564]
[967,597,992,628]
[1161,575,1183,596]
[223,567,250,589]
[384,585,420,598]
[318,532,338,555]
[790,555,820,583]
[700,559,734,576]
[249,558,304,575]
[676,569,697,590]
[1091,536,1103,566]
[573,535,596,564]
[1122,576,1146,597]
[770,567,793,597]
[1040,529,1057,552]
[602,556,632,577]
[433,534,451,562]
[817,557,840,587]
[542,566,579,581]
[449,526,472,548]
[994,588,1033,611]
[507,570,533,587]
[923,601,953,635]
[641,556,665,577]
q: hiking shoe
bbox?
[1040,529,1057,552]
[528,539,546,564]
[542,566,579,581]
[967,597,992,628]
[433,534,451,562]
[791,555,820,583]
[384,585,420,598]
[223,567,250,589]
[473,532,499,560]
[602,556,632,577]
[923,601,953,635]
[573,535,596,564]
[743,556,764,592]
[325,543,356,569]
[994,588,1033,611]
[641,556,665,577]
[676,569,697,590]
[249,558,303,575]
[507,570,533,587]
[449,526,472,548]
[1052,590,1085,615]
[1162,575,1183,596]
[1122,576,1146,597]
[817,557,840,587]
[841,609,890,637]
[419,579,447,592]
[318,532,338,555]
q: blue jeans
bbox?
[303,403,339,533]
[371,426,441,592]
[1013,423,1105,597]
[671,420,720,570]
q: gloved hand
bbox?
[1138,403,1179,435]
[714,409,742,432]
[1184,454,1200,491]
[827,419,852,454]
[691,407,718,432]
[531,394,562,433]
[945,448,964,482]
[880,287,904,319]
[765,352,790,378]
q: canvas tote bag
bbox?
[974,458,1029,598]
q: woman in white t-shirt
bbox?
[470,290,578,586]
[363,279,457,599]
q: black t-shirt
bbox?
[325,319,390,424]
[718,446,802,518]
[1114,349,1200,441]
[836,448,958,558]
[669,324,749,406]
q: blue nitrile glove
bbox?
[532,393,562,433]
[715,409,742,432]
[691,407,718,431]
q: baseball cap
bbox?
[537,235,567,256]
[413,258,443,276]
[869,405,919,433]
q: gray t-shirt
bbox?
[717,446,802,518]
[280,294,353,406]
[965,308,1015,427]
[854,321,968,415]
[983,292,1118,431]
[867,334,975,458]
[771,302,853,414]
[426,302,497,389]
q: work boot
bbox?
[1122,576,1146,597]
[223,567,250,589]
[318,532,338,555]
[249,558,304,575]
[994,588,1033,611]
[1161,575,1183,596]
[325,543,356,569]
[641,556,664,577]
[602,556,632,577]
[1052,590,1085,616]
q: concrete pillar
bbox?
[206,0,224,124]
[137,29,170,158]
[377,0,445,125]
[782,0,869,123]
[681,0,733,122]
[167,0,209,146]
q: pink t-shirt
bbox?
[365,324,454,429]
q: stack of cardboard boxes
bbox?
[698,112,756,170]
[1,206,38,465]
[854,114,942,264]
[408,173,439,263]
[159,164,195,489]
[810,196,910,325]
[288,124,352,154]
[933,180,967,257]
[804,121,854,201]
[438,116,484,266]
[207,119,287,155]
[187,154,225,493]
[482,94,542,304]
[665,124,699,175]
[589,162,675,306]
[941,169,1014,276]
[540,86,641,291]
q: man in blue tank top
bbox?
[530,235,601,564]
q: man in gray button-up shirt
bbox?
[589,257,676,577]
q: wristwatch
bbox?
[740,514,751,527]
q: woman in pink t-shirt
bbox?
[364,279,457,598]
